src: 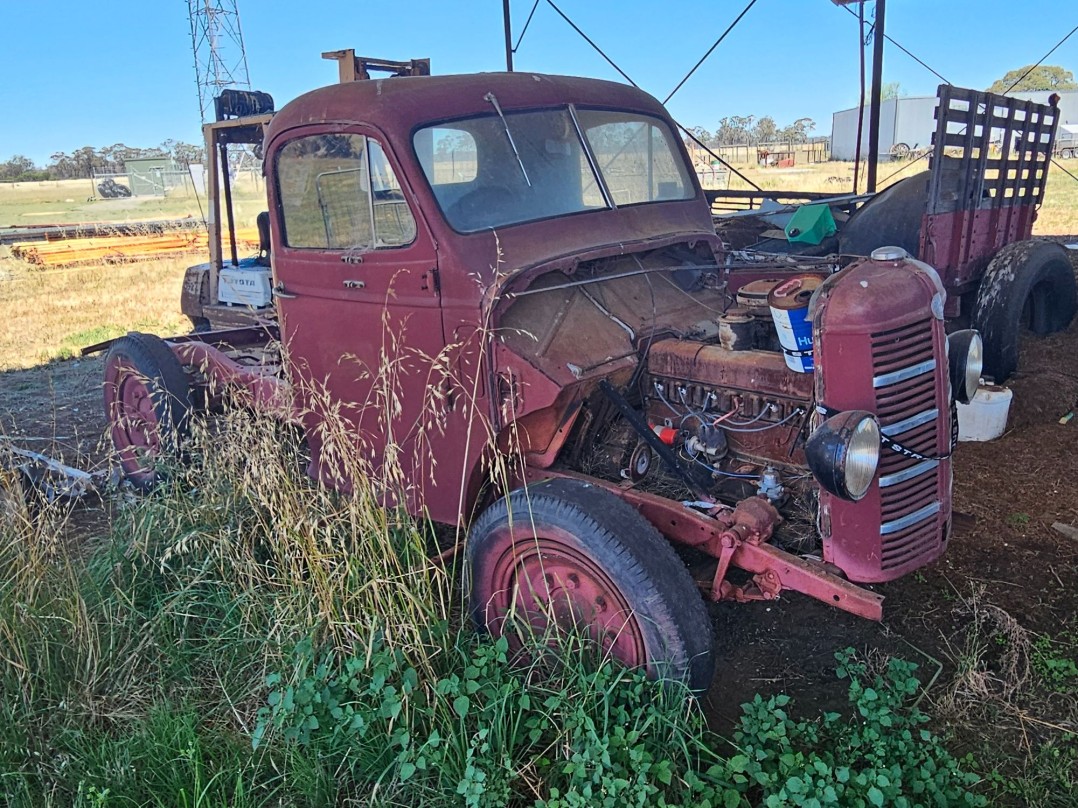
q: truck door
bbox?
[269,126,452,513]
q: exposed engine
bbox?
[498,242,972,583]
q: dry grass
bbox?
[0,251,190,370]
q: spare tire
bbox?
[972,240,1078,382]
[838,170,930,258]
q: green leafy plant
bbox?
[1031,632,1078,690]
[253,631,740,807]
[1005,512,1031,527]
[720,649,986,807]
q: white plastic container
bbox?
[219,265,273,307]
[957,383,1013,442]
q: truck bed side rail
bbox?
[920,84,1058,289]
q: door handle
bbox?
[343,279,366,290]
[272,281,297,299]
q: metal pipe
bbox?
[866,0,886,193]
[503,0,514,71]
[219,142,239,266]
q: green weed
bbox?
[1031,630,1078,690]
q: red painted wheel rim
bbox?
[104,356,161,484]
[482,524,648,670]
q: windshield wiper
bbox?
[484,92,532,187]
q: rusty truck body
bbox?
[92,70,983,690]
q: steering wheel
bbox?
[447,185,516,230]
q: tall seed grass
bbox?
[0,396,735,805]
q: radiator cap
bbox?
[870,246,908,261]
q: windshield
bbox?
[414,108,693,233]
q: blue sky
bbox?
[1,0,1075,164]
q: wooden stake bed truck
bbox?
[89,64,983,690]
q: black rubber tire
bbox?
[838,170,930,259]
[467,477,714,692]
[104,332,192,491]
[972,240,1078,382]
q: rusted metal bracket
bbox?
[321,50,431,84]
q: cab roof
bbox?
[265,72,671,143]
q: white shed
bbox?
[831,89,1078,162]
[830,96,938,161]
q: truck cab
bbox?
[99,69,982,691]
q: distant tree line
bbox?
[686,115,817,148]
[0,140,206,183]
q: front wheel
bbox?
[103,332,192,491]
[467,477,714,692]
[972,240,1078,382]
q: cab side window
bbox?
[369,140,417,247]
[277,133,416,250]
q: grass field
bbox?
[0,172,268,230]
[0,256,190,371]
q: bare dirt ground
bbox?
[2,304,1077,791]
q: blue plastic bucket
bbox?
[768,276,823,373]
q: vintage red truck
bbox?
[89,59,983,690]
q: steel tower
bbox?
[188,0,252,122]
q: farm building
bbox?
[122,156,187,196]
[830,89,1078,161]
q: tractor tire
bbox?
[103,332,192,492]
[972,240,1078,382]
[468,477,714,692]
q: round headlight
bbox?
[805,410,881,501]
[947,330,983,404]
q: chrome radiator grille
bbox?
[871,319,944,571]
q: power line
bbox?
[512,0,542,53]
[662,0,761,105]
[837,2,951,86]
[873,21,1078,190]
[543,0,761,190]
[1003,22,1078,94]
[545,1,638,87]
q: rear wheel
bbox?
[104,333,191,491]
[972,240,1078,382]
[467,477,714,692]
